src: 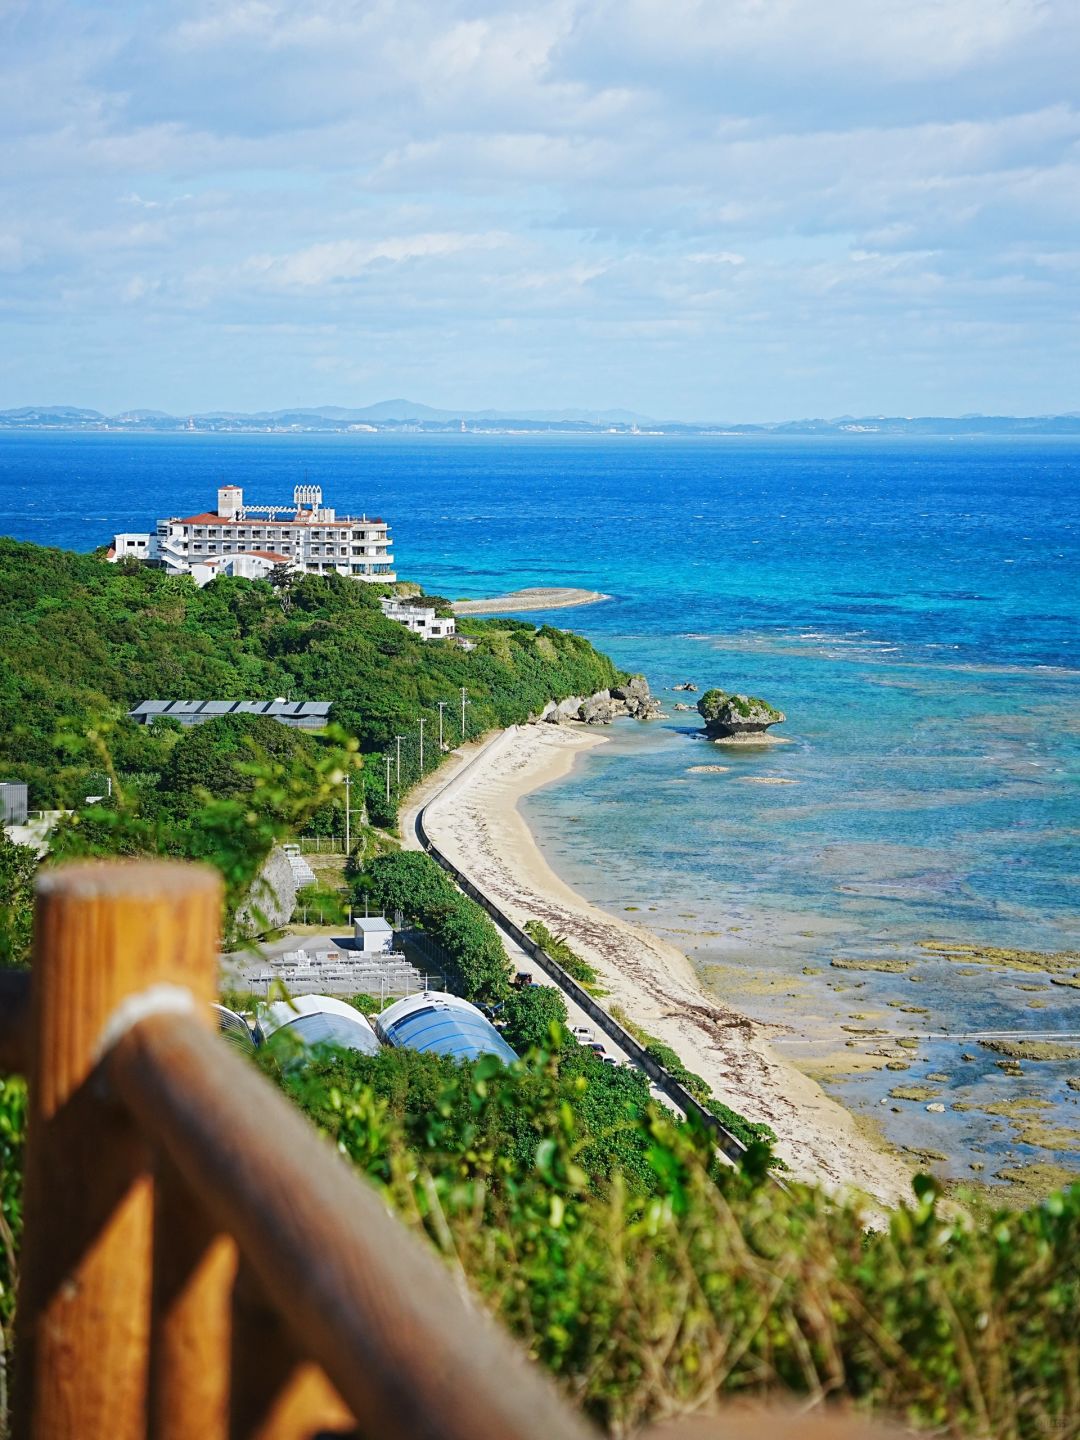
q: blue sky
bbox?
[1,0,1078,420]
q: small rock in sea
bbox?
[926,1102,946,1113]
[697,687,784,739]
[687,764,730,773]
[970,1162,985,1171]
[961,1052,977,1061]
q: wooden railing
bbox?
[1,860,895,1439]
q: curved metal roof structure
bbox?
[376,992,517,1065]
[212,1003,258,1053]
[259,994,381,1058]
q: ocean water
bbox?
[3,430,1078,1184]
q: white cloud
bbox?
[243,231,512,288]
[0,0,1078,414]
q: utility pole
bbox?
[460,686,470,740]
[344,772,351,855]
[419,716,426,773]
[394,735,405,789]
[384,754,392,802]
[437,701,447,750]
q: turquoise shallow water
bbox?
[2,431,1078,1183]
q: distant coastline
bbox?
[3,403,1080,438]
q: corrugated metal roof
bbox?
[129,699,332,721]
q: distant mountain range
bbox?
[2,402,1079,436]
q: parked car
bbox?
[570,1026,594,1042]
[512,971,534,988]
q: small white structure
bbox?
[380,597,456,640]
[188,551,294,588]
[354,916,394,955]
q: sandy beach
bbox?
[414,723,914,1206]
[452,586,610,615]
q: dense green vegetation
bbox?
[4,537,1080,1437]
[0,836,35,969]
[361,850,511,1000]
[0,538,620,820]
[697,687,784,726]
[265,1041,1080,1438]
[524,918,600,989]
[39,712,355,939]
[499,984,569,1052]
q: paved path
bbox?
[404,735,677,1110]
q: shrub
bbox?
[500,985,569,1052]
[364,851,510,1001]
[270,1044,1080,1438]
[524,919,600,988]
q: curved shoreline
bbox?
[416,723,913,1206]
[452,586,611,615]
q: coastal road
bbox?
[400,732,681,1113]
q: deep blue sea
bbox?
[3,431,1078,1184]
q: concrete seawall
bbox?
[414,727,757,1170]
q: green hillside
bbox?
[0,538,620,815]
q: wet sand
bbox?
[416,723,914,1206]
[452,587,611,615]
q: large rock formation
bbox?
[610,676,662,719]
[234,844,297,938]
[697,688,785,740]
[539,676,662,726]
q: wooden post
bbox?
[14,861,221,1440]
[150,1161,236,1440]
[229,1264,355,1440]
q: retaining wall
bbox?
[414,730,751,1166]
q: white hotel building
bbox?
[110,484,395,584]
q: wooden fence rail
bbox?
[1,859,896,1440]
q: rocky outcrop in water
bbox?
[538,676,662,725]
[697,688,785,740]
[610,676,662,719]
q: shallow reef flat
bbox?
[920,941,1080,978]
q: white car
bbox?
[570,1026,594,1042]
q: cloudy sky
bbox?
[2,0,1078,419]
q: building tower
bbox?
[218,485,243,519]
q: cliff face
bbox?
[234,844,297,938]
[697,688,784,739]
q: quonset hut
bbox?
[259,994,381,1057]
[375,992,517,1065]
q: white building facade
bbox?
[109,484,395,583]
[379,596,456,640]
